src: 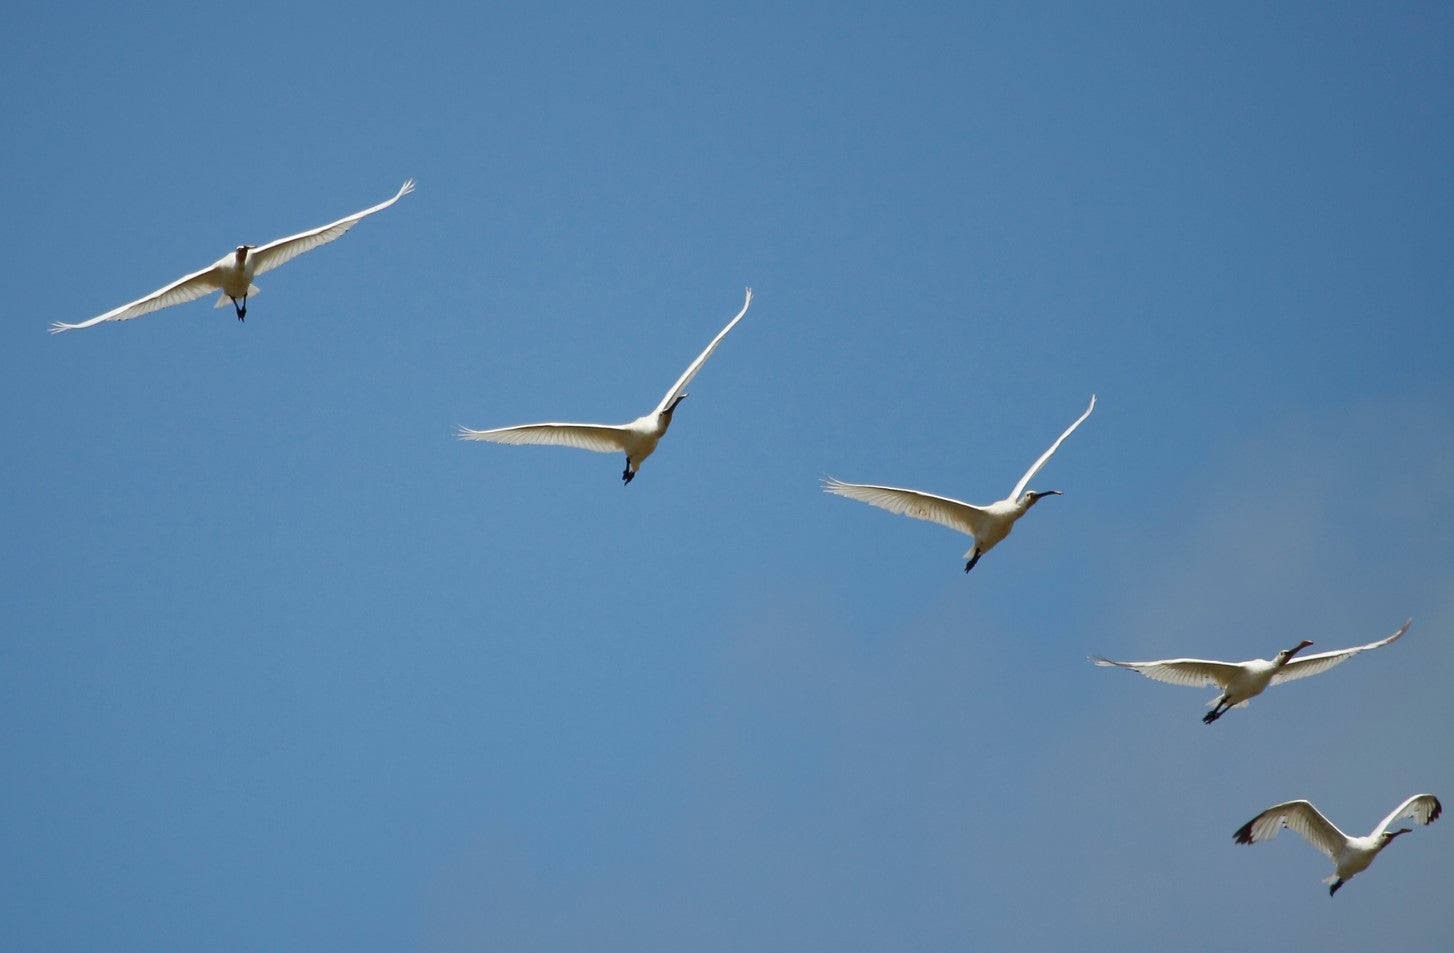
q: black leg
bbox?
[1329,879,1343,897]
[622,457,634,485]
[964,549,982,573]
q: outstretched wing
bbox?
[1234,800,1347,860]
[248,178,414,277]
[822,478,991,540]
[1009,394,1096,501]
[1273,618,1411,685]
[1372,794,1442,838]
[653,288,751,415]
[51,261,225,333]
[1091,655,1246,690]
[456,422,628,455]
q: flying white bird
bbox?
[1234,793,1441,896]
[51,179,415,332]
[823,395,1095,572]
[1093,618,1410,724]
[458,288,752,484]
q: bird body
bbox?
[1093,618,1410,724]
[1234,794,1441,895]
[458,288,751,484]
[823,395,1095,572]
[52,178,415,332]
[208,247,262,309]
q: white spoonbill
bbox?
[823,395,1095,573]
[1093,618,1410,724]
[1234,793,1441,896]
[51,179,415,332]
[458,288,752,485]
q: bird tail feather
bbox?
[213,286,260,308]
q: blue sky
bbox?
[4,2,1452,950]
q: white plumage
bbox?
[1093,618,1410,724]
[1234,793,1441,895]
[823,395,1095,573]
[458,288,752,484]
[52,179,414,332]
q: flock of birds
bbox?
[53,179,1440,897]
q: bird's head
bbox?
[1274,640,1315,665]
[1022,489,1063,508]
[662,392,688,417]
[233,245,252,263]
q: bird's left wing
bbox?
[1272,618,1411,685]
[456,422,628,455]
[1009,395,1095,501]
[652,288,751,415]
[1090,655,1246,690]
[1372,794,1442,837]
[51,260,225,332]
[1235,800,1346,859]
[823,478,992,539]
[248,178,414,277]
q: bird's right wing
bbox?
[1090,655,1246,690]
[652,288,751,415]
[456,422,628,455]
[1009,394,1096,500]
[1372,794,1442,838]
[247,178,414,277]
[51,261,225,333]
[1273,618,1412,685]
[822,478,991,538]
[1234,800,1346,860]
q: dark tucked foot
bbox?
[1329,879,1343,897]
[622,469,634,485]
[1202,709,1222,725]
[963,551,981,573]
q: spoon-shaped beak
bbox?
[1287,639,1314,658]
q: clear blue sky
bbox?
[4,2,1452,950]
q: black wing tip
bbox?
[1233,821,1256,845]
